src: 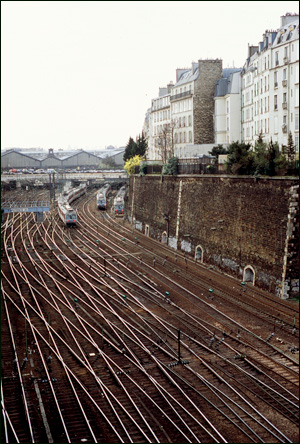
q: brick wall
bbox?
[193,59,223,144]
[127,175,299,298]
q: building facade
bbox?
[147,85,172,161]
[144,13,299,161]
[214,70,242,144]
[241,13,299,150]
[146,60,223,160]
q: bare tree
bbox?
[156,120,177,163]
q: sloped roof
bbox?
[215,70,242,97]
[1,148,125,161]
[272,18,299,47]
[174,68,199,87]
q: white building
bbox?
[170,65,197,158]
[241,13,299,151]
[147,85,172,161]
[214,69,242,144]
[270,13,299,150]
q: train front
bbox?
[97,194,106,210]
[65,208,78,226]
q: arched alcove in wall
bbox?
[195,245,204,263]
[161,231,168,244]
[243,265,255,285]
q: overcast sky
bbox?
[2,1,299,151]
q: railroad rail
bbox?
[1,187,298,443]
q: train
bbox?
[96,183,111,210]
[57,182,87,227]
[112,185,127,216]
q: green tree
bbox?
[136,132,148,158]
[227,141,253,175]
[282,131,296,167]
[253,134,268,175]
[162,157,178,175]
[124,155,144,176]
[123,137,137,162]
[253,137,287,176]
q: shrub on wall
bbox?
[162,157,178,175]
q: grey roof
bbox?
[215,70,242,97]
[174,68,199,87]
[214,78,228,97]
[222,68,241,79]
[272,17,299,47]
[1,147,125,162]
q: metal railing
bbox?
[170,90,193,101]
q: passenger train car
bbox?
[96,183,111,210]
[112,185,127,216]
[58,182,87,227]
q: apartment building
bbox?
[146,60,223,160]
[214,69,242,144]
[144,13,299,161]
[241,13,299,150]
[147,85,172,161]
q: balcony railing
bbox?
[170,90,193,101]
[282,102,287,109]
[282,79,287,87]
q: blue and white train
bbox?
[112,185,127,216]
[96,183,111,210]
[58,182,87,227]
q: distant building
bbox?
[144,13,299,161]
[1,147,125,170]
[241,13,299,149]
[147,84,172,161]
[146,60,223,160]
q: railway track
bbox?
[1,187,299,443]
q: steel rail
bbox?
[3,230,72,443]
[5,220,180,442]
[77,200,298,440]
[2,193,298,444]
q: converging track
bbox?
[1,188,299,443]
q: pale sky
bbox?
[1,1,299,151]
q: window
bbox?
[295,114,299,131]
[274,71,278,87]
[283,68,287,80]
[283,92,287,103]
[189,131,192,142]
[275,51,279,66]
[295,136,299,152]
[188,115,192,126]
[274,95,278,110]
